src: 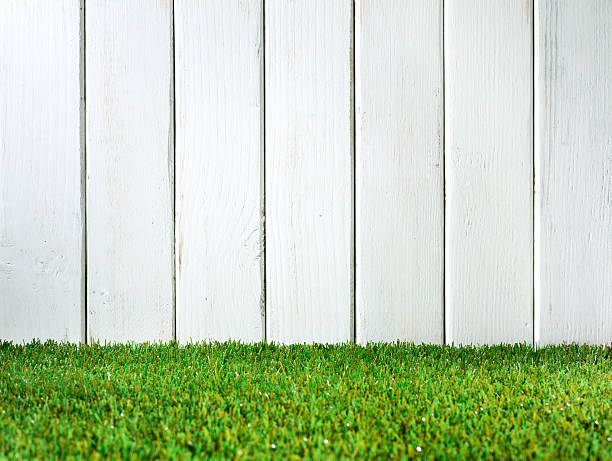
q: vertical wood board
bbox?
[355,0,444,344]
[537,0,612,345]
[175,0,263,343]
[445,0,534,345]
[265,0,353,344]
[86,0,174,343]
[0,1,83,343]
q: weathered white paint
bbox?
[537,0,612,345]
[3,1,612,346]
[533,0,541,347]
[86,0,174,343]
[0,1,83,343]
[265,0,353,343]
[175,0,263,343]
[355,0,443,344]
[445,0,533,345]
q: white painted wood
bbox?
[175,0,263,343]
[355,0,443,344]
[265,0,352,344]
[0,1,83,343]
[445,0,533,345]
[537,0,612,345]
[86,0,174,343]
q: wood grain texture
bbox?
[175,0,263,343]
[445,0,533,345]
[0,1,83,343]
[86,0,174,343]
[537,0,612,345]
[355,0,443,344]
[265,0,353,344]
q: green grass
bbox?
[0,342,610,460]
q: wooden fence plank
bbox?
[445,0,533,345]
[537,0,612,345]
[175,0,263,343]
[265,0,353,343]
[0,0,83,343]
[86,0,174,343]
[355,0,443,344]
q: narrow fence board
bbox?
[537,0,612,345]
[175,0,263,343]
[86,0,174,343]
[265,0,353,343]
[445,0,533,345]
[0,1,83,343]
[355,0,443,344]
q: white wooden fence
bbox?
[1,0,611,346]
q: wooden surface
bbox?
[355,0,444,344]
[86,0,174,343]
[444,0,533,345]
[537,0,612,345]
[2,1,612,345]
[0,1,84,343]
[175,0,263,343]
[265,0,353,344]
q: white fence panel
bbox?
[265,0,353,343]
[355,0,444,344]
[86,0,174,343]
[445,0,533,345]
[175,0,263,343]
[0,0,83,343]
[1,1,611,346]
[537,0,612,345]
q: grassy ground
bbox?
[0,342,610,460]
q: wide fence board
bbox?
[537,0,612,345]
[175,0,263,343]
[86,0,174,343]
[0,1,83,343]
[355,0,444,344]
[444,0,533,345]
[265,0,353,344]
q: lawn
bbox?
[0,342,610,459]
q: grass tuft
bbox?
[0,341,610,459]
